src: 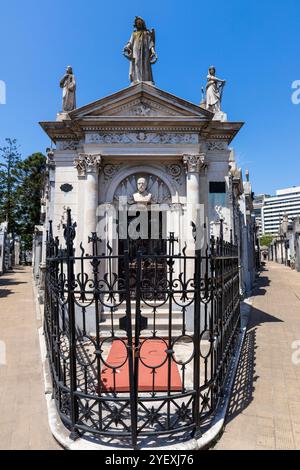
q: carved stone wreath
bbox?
[165,164,183,185]
[103,163,122,181]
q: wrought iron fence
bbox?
[44,209,240,449]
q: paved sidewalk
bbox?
[0,267,61,450]
[214,262,300,450]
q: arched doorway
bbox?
[114,172,171,298]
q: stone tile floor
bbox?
[0,267,61,450]
[214,262,300,450]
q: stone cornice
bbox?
[39,121,243,145]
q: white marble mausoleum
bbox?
[36,18,262,450]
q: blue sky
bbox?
[0,0,299,195]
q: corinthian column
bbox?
[73,153,102,334]
[183,153,207,251]
[74,153,101,250]
[182,153,208,332]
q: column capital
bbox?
[74,153,102,176]
[182,153,207,173]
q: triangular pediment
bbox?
[69,82,212,120]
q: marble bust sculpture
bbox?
[133,177,152,204]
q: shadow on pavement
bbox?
[0,268,28,298]
[225,327,258,423]
[250,269,271,297]
[225,269,283,424]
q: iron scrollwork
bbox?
[44,209,240,448]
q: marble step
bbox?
[99,316,183,331]
[96,329,187,339]
[102,301,183,311]
[100,310,182,320]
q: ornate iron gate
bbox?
[44,209,240,449]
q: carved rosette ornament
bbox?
[182,154,207,173]
[103,163,122,181]
[74,153,102,176]
[166,164,183,185]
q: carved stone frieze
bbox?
[207,140,228,151]
[86,132,199,145]
[57,140,80,151]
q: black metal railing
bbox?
[44,209,240,449]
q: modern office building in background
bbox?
[254,187,300,235]
[253,194,268,236]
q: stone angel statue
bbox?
[123,16,158,84]
[60,66,76,112]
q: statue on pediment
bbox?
[205,66,226,113]
[60,66,76,112]
[123,16,158,84]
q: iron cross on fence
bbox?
[167,231,178,256]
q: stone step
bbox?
[96,329,187,339]
[102,301,183,313]
[100,310,182,320]
[99,317,183,331]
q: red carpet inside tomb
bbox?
[100,338,182,392]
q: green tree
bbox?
[260,234,275,247]
[16,152,46,249]
[0,138,22,235]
